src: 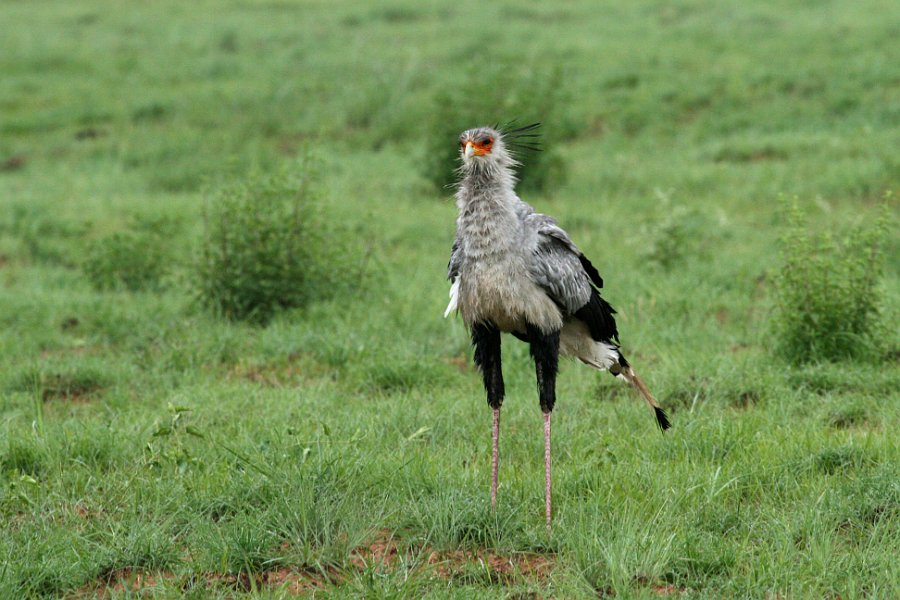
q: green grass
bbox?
[1,0,899,597]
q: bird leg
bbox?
[544,410,552,530]
[472,323,504,510]
[491,407,500,510]
[526,323,560,529]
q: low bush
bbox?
[82,230,167,291]
[642,204,711,271]
[196,156,367,323]
[772,202,888,364]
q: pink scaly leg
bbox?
[491,407,500,510]
[544,411,552,530]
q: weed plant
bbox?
[196,156,366,323]
[641,202,713,271]
[773,202,889,363]
[83,231,168,291]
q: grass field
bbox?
[1,0,899,597]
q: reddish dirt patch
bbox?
[264,568,331,594]
[348,529,555,583]
[426,548,554,583]
[276,132,313,156]
[75,128,104,140]
[586,115,608,138]
[39,345,96,360]
[229,353,333,387]
[84,567,332,597]
[231,363,299,386]
[729,343,751,353]
[206,571,260,592]
[79,532,559,596]
[208,567,339,594]
[32,373,105,402]
[42,386,99,403]
[350,528,403,569]
[730,390,760,410]
[94,568,173,596]
[443,355,472,373]
[69,502,97,519]
[652,584,688,596]
[624,577,689,597]
[0,155,26,171]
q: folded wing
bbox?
[526,214,619,343]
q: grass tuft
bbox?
[1,435,46,477]
[83,230,169,292]
[814,447,872,476]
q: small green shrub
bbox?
[642,204,711,270]
[82,231,167,291]
[422,60,573,195]
[773,202,888,364]
[196,157,366,323]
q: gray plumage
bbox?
[446,125,668,527]
[446,125,668,424]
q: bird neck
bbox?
[455,171,520,257]
[456,163,517,213]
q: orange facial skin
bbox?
[461,137,494,156]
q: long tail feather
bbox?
[570,333,670,431]
[618,366,671,431]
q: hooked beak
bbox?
[464,142,475,158]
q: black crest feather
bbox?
[498,121,543,153]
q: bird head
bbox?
[457,123,541,178]
[459,127,503,164]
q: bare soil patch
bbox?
[81,530,561,596]
[0,155,26,171]
[229,352,334,387]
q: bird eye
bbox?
[483,137,494,146]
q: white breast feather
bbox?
[444,277,460,318]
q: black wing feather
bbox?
[578,253,604,289]
[575,251,616,341]
[574,290,620,344]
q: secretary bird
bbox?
[445,124,670,528]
